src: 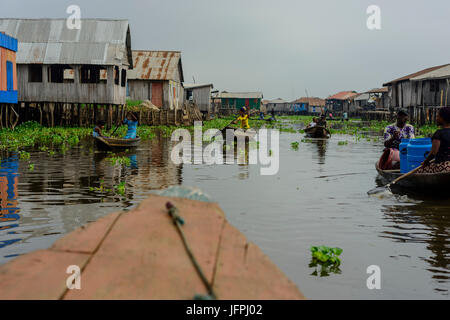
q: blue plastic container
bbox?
[406,138,432,172]
[399,139,410,173]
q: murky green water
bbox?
[0,125,449,299]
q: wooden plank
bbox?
[51,212,121,254]
[213,222,305,300]
[0,250,90,300]
[64,195,225,300]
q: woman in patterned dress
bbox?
[418,107,450,173]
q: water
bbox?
[0,129,449,299]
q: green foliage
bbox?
[337,141,348,146]
[291,141,300,150]
[18,151,30,160]
[28,163,35,171]
[108,156,131,167]
[309,245,343,277]
[115,181,126,196]
[126,99,143,107]
[0,121,91,151]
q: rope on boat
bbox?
[165,201,217,300]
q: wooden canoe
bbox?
[220,127,257,141]
[94,136,141,150]
[304,126,331,138]
[375,162,450,190]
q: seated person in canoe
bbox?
[93,120,106,138]
[120,111,139,139]
[317,114,327,127]
[269,108,276,121]
[417,107,450,173]
[380,109,415,170]
[307,117,317,128]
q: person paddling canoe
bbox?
[119,111,139,139]
[232,107,250,130]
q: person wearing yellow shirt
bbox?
[233,107,250,129]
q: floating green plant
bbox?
[18,151,30,160]
[115,181,126,196]
[309,245,343,277]
[108,156,131,166]
[291,141,300,150]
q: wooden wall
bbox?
[185,86,212,112]
[17,64,127,105]
[389,79,450,109]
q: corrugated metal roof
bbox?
[267,98,288,104]
[218,92,263,99]
[127,50,183,81]
[292,97,325,106]
[184,83,213,89]
[354,93,370,101]
[410,65,450,81]
[383,64,450,86]
[327,91,358,100]
[365,87,388,94]
[0,19,132,66]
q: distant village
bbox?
[0,18,449,129]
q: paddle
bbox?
[110,124,121,137]
[367,163,427,196]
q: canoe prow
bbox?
[95,136,141,150]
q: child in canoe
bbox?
[121,112,139,139]
[418,107,450,173]
[93,120,106,137]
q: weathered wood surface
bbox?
[0,195,304,300]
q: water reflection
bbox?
[0,154,21,249]
[312,140,328,164]
[0,130,449,298]
[380,198,450,294]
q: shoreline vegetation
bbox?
[0,116,438,155]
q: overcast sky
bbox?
[3,0,450,100]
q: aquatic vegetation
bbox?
[115,181,126,196]
[0,121,91,152]
[108,156,131,166]
[309,246,343,277]
[291,141,300,150]
[18,151,30,160]
[337,141,348,146]
[301,138,313,143]
[89,179,111,193]
[28,163,35,171]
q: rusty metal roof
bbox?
[292,97,325,106]
[365,87,388,94]
[327,91,358,100]
[383,64,450,86]
[0,19,132,67]
[127,50,183,82]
